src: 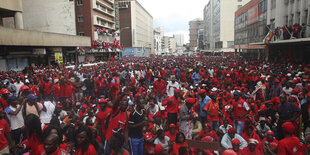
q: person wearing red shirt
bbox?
[74,125,97,155]
[277,122,303,155]
[40,134,68,155]
[146,68,152,86]
[0,108,15,154]
[241,125,261,144]
[162,89,181,125]
[0,88,10,108]
[172,132,188,155]
[180,70,187,84]
[231,91,250,135]
[203,92,220,130]
[52,79,61,99]
[95,75,106,96]
[241,138,262,155]
[104,91,130,155]
[42,77,52,98]
[262,131,278,155]
[165,124,177,142]
[195,123,218,141]
[95,99,112,143]
[152,75,166,103]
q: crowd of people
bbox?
[0,54,309,155]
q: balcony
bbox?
[93,7,115,17]
[93,15,115,29]
[96,0,114,10]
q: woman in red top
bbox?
[20,114,43,155]
[172,132,188,155]
[109,133,129,155]
[74,125,97,155]
[262,131,278,155]
[194,123,218,141]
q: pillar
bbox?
[14,12,23,29]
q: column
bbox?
[14,12,23,29]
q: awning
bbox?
[233,44,266,49]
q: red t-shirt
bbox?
[154,111,167,120]
[203,100,219,122]
[0,119,9,150]
[241,132,261,144]
[0,97,8,108]
[277,136,303,155]
[162,96,180,114]
[75,143,97,155]
[172,142,188,155]
[180,72,187,83]
[232,99,249,121]
[146,70,152,79]
[96,108,112,136]
[42,82,52,95]
[53,84,61,97]
[241,146,262,155]
[152,80,166,93]
[262,137,278,150]
[165,131,177,142]
[198,130,218,140]
[96,78,105,90]
[105,109,128,141]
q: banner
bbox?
[55,52,63,64]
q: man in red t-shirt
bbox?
[231,91,250,135]
[152,75,166,103]
[165,124,177,142]
[277,122,303,155]
[0,108,15,154]
[162,89,181,125]
[241,138,262,155]
[96,75,106,96]
[0,88,10,108]
[203,92,220,130]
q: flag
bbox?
[263,30,274,44]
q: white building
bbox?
[22,0,76,35]
[203,0,250,51]
[173,34,184,46]
[169,37,176,53]
[154,29,162,55]
[119,0,154,54]
[267,0,310,37]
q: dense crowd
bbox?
[0,54,309,155]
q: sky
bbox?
[138,0,209,44]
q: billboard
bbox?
[123,47,150,57]
[247,5,259,25]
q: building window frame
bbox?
[77,0,83,6]
[78,32,85,36]
[78,16,84,22]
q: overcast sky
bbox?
[138,0,209,44]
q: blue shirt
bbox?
[192,72,201,84]
[199,96,211,117]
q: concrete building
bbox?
[0,0,90,71]
[169,37,176,53]
[203,0,251,52]
[161,36,169,54]
[233,0,268,60]
[154,29,161,55]
[189,19,204,51]
[22,0,76,35]
[119,0,154,56]
[173,34,184,46]
[75,0,117,43]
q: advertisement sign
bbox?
[247,5,258,25]
[33,48,46,55]
[55,52,63,64]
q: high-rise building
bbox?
[189,19,204,51]
[169,37,176,53]
[173,34,184,47]
[203,0,250,51]
[75,0,117,46]
[119,0,154,55]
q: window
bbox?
[271,0,276,9]
[238,0,242,2]
[78,32,84,36]
[78,16,84,22]
[77,0,83,5]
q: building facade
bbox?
[203,0,251,51]
[154,29,162,55]
[173,34,184,47]
[189,19,204,51]
[0,0,90,71]
[119,0,154,55]
[22,0,76,35]
[169,37,176,53]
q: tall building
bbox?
[189,19,204,51]
[234,0,268,57]
[203,0,250,51]
[0,0,90,71]
[119,0,154,56]
[162,36,169,53]
[173,34,184,47]
[154,29,162,55]
[75,0,117,44]
[169,37,176,53]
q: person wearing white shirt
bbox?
[5,96,25,144]
[40,100,55,124]
[166,77,180,97]
[221,128,247,150]
[14,79,24,97]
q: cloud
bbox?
[137,0,209,43]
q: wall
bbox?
[22,0,76,35]
[0,0,22,11]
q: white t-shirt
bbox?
[154,136,170,150]
[166,81,180,97]
[14,82,24,96]
[5,105,24,130]
[40,101,55,124]
[219,124,233,134]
